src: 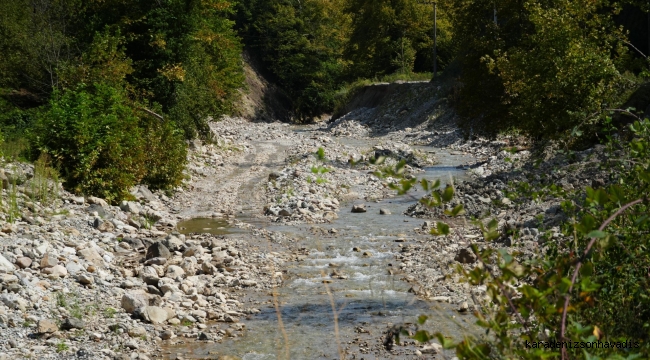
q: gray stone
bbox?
[15,257,32,269]
[0,254,15,272]
[77,274,94,285]
[140,266,160,286]
[121,291,152,314]
[37,319,58,334]
[379,208,391,215]
[40,253,58,268]
[140,306,169,324]
[65,262,83,275]
[146,242,170,260]
[351,204,367,213]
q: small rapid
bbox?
[167,138,479,359]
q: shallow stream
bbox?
[171,138,477,359]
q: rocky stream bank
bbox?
[0,99,616,359]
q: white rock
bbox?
[65,262,83,275]
[42,265,67,277]
[0,254,15,272]
[165,265,185,279]
[141,306,170,324]
[121,290,150,314]
[35,242,50,256]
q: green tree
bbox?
[453,0,637,138]
[344,0,452,78]
[237,0,350,120]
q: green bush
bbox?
[32,83,146,202]
[32,83,187,202]
[140,114,187,191]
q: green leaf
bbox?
[580,262,593,277]
[412,330,431,343]
[420,179,429,191]
[436,222,450,235]
[418,315,428,325]
[444,204,465,217]
[315,147,326,161]
[586,230,606,239]
[442,186,454,202]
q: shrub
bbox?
[140,113,187,190]
[32,83,188,201]
[32,83,146,202]
[377,116,650,358]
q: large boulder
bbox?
[121,290,161,314]
[139,306,170,324]
[351,204,367,213]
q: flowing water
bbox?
[170,138,478,359]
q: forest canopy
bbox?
[0,0,649,199]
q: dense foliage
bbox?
[377,115,650,358]
[32,83,186,202]
[237,0,446,119]
[453,0,646,138]
[0,0,239,200]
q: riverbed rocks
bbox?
[0,97,619,360]
[0,158,284,359]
